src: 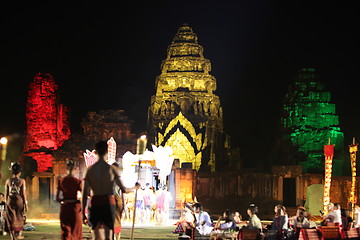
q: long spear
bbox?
[130,135,147,240]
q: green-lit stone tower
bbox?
[280,68,345,175]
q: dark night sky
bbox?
[1,1,359,164]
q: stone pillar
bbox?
[278,176,283,201]
[31,176,39,201]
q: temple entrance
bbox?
[31,172,55,205]
[283,178,296,207]
[39,177,50,205]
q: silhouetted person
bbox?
[82,141,140,240]
[56,160,82,240]
[4,162,28,240]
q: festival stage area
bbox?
[0,219,177,240]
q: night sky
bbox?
[1,1,359,164]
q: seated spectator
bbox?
[354,204,360,228]
[193,203,213,235]
[341,208,353,230]
[271,205,288,232]
[234,211,242,223]
[290,207,310,230]
[245,204,262,230]
[322,203,342,226]
[214,209,237,231]
[173,202,195,236]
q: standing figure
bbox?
[143,183,155,223]
[155,187,164,225]
[82,141,140,240]
[135,187,144,224]
[162,186,172,226]
[112,162,124,240]
[124,191,135,223]
[0,193,6,235]
[4,162,28,240]
[56,160,82,240]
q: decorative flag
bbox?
[323,144,334,214]
[349,140,358,218]
[107,137,117,165]
[83,149,98,168]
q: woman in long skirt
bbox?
[4,162,28,240]
[56,160,82,240]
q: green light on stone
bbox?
[281,68,345,175]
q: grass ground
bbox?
[0,220,177,240]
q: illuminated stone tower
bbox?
[23,73,70,173]
[280,68,345,175]
[147,24,223,171]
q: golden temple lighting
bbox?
[148,24,223,172]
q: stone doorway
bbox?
[283,178,296,207]
[31,172,55,206]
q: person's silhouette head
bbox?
[95,141,108,157]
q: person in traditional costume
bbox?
[82,141,140,240]
[56,160,82,240]
[112,162,124,240]
[4,162,27,240]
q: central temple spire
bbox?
[148,24,224,171]
[172,23,198,44]
[156,24,216,94]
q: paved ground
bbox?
[0,219,178,240]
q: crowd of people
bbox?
[121,184,172,226]
[0,140,176,240]
[174,201,360,240]
[1,141,360,240]
[0,141,141,240]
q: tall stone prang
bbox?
[147,24,223,171]
[280,68,345,175]
[23,73,70,173]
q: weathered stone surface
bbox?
[53,109,137,178]
[23,73,70,173]
[148,24,227,172]
[279,68,345,175]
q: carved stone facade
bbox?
[54,109,137,178]
[148,24,224,171]
[279,68,345,175]
[23,73,70,173]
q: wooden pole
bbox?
[130,135,147,240]
[130,159,141,240]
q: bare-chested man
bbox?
[82,141,140,240]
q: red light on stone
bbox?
[23,73,70,172]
